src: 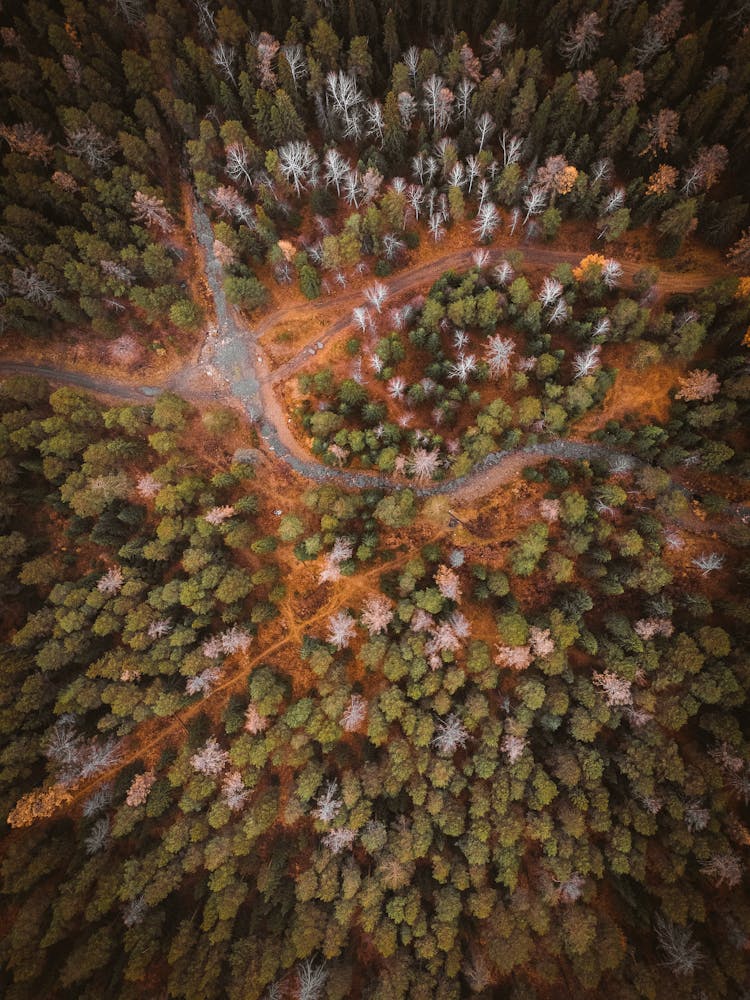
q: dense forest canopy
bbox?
[1,1,750,998]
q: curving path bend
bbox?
[2,202,745,526]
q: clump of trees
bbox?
[296,259,624,478]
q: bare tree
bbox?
[475,112,495,152]
[295,958,328,1000]
[484,335,515,377]
[474,202,500,241]
[343,169,364,208]
[278,140,317,196]
[403,46,420,84]
[422,75,453,132]
[98,566,124,595]
[602,259,623,289]
[327,611,356,649]
[501,733,527,763]
[320,148,347,196]
[560,12,603,67]
[691,552,725,575]
[340,694,368,731]
[397,91,418,130]
[482,22,515,63]
[326,70,364,137]
[593,670,633,707]
[539,276,564,306]
[405,184,423,223]
[462,155,480,195]
[225,142,252,185]
[428,214,446,242]
[11,267,57,307]
[447,354,477,383]
[455,78,475,122]
[431,714,469,755]
[132,191,175,233]
[282,44,307,91]
[212,41,236,85]
[365,100,384,145]
[360,596,393,635]
[221,770,249,811]
[85,817,110,855]
[494,260,515,286]
[351,306,370,332]
[573,345,601,379]
[312,780,341,824]
[700,852,743,888]
[323,827,356,854]
[410,448,441,483]
[244,703,269,734]
[500,130,523,167]
[435,564,461,600]
[388,376,406,399]
[186,665,222,697]
[654,915,703,976]
[522,186,547,223]
[382,233,405,261]
[65,124,116,171]
[364,282,388,313]
[472,248,490,270]
[190,737,229,775]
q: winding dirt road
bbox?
[0,202,727,507]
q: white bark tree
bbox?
[282,44,307,90]
[212,41,236,84]
[474,201,500,241]
[560,12,603,67]
[431,714,469,755]
[225,143,252,185]
[482,22,515,63]
[484,335,515,377]
[691,552,725,575]
[364,282,388,313]
[475,112,495,152]
[500,130,523,166]
[327,611,356,649]
[326,70,364,137]
[573,345,601,378]
[278,140,317,196]
[455,78,475,122]
[323,147,348,194]
[522,186,548,223]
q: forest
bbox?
[1,1,749,998]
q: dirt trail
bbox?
[0,207,734,510]
[43,552,415,816]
